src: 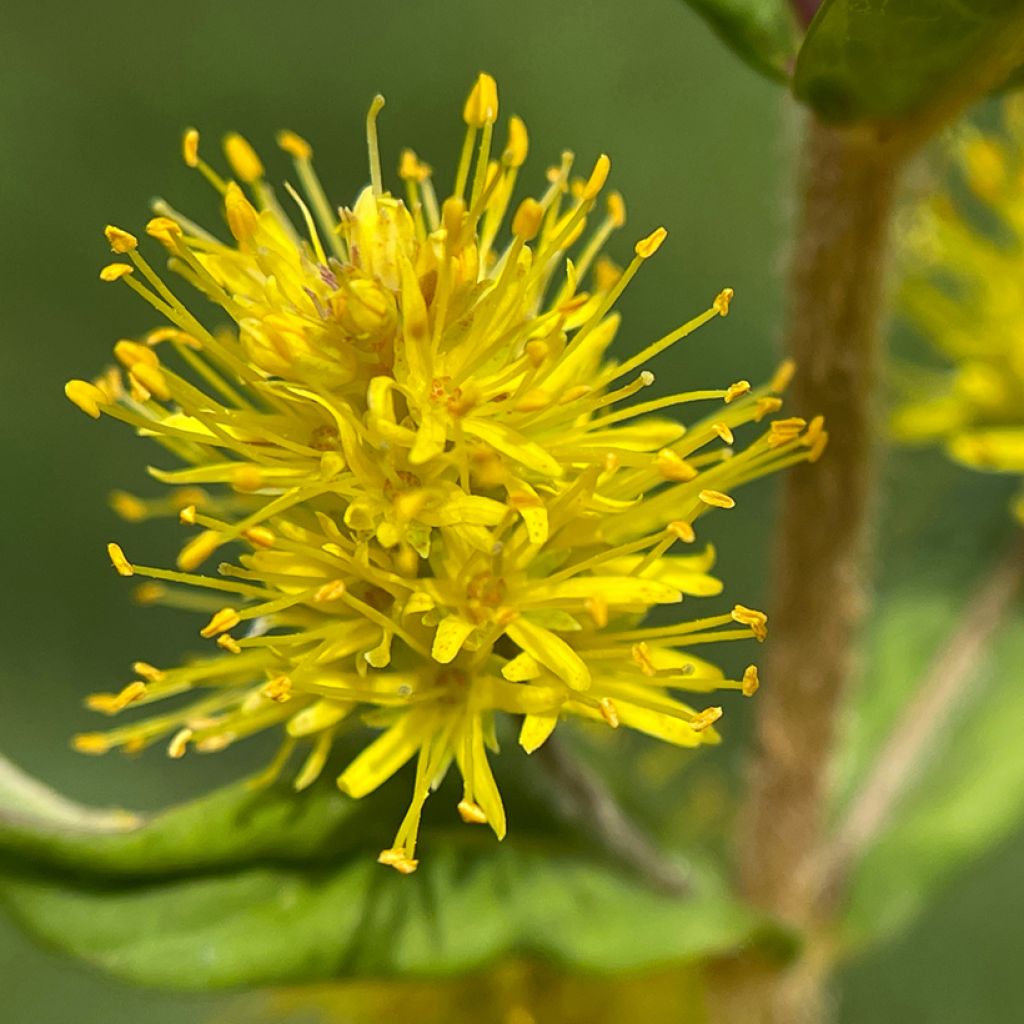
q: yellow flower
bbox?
[67,74,826,873]
[893,99,1024,523]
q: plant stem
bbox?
[820,533,1024,894]
[535,735,691,897]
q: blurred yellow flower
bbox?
[893,100,1024,522]
[66,74,825,871]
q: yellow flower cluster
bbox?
[893,100,1024,522]
[66,74,825,872]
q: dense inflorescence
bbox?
[66,74,825,871]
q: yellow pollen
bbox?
[656,449,698,482]
[378,848,419,874]
[755,396,783,420]
[808,429,829,462]
[771,359,796,393]
[99,263,134,282]
[315,579,347,603]
[631,641,657,677]
[277,129,313,160]
[668,520,696,543]
[512,197,543,241]
[463,72,499,128]
[712,421,735,444]
[168,728,193,759]
[114,340,159,369]
[713,288,734,316]
[724,380,751,403]
[130,363,172,402]
[86,681,147,715]
[635,227,668,259]
[133,661,165,682]
[107,542,134,577]
[582,154,611,201]
[243,525,275,548]
[262,676,293,702]
[104,225,138,253]
[223,132,264,183]
[607,191,626,227]
[691,707,723,733]
[64,379,106,418]
[599,697,620,728]
[182,128,200,168]
[457,799,488,824]
[218,634,242,654]
[145,216,183,245]
[399,148,431,182]
[200,607,240,638]
[699,489,736,510]
[731,604,768,641]
[504,115,529,167]
[179,504,197,525]
[225,182,259,241]
[178,530,222,571]
[73,733,111,755]
[742,665,760,697]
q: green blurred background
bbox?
[1,0,1021,1020]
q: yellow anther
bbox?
[585,594,609,628]
[559,384,592,405]
[599,697,620,728]
[231,464,264,492]
[595,255,622,291]
[731,604,768,641]
[178,504,197,525]
[755,396,784,421]
[200,607,241,638]
[808,428,829,462]
[463,72,499,128]
[724,379,751,403]
[243,525,275,548]
[503,115,529,167]
[146,326,201,349]
[634,226,668,259]
[146,216,183,245]
[104,225,138,253]
[607,191,626,227]
[73,733,112,755]
[277,129,313,160]
[225,181,259,241]
[712,421,735,444]
[699,489,736,510]
[99,263,134,282]
[65,379,106,418]
[223,132,264,183]
[691,706,723,733]
[86,681,147,715]
[262,676,293,702]
[742,665,760,697]
[768,417,807,447]
[107,542,134,577]
[771,359,796,393]
[129,363,171,402]
[656,449,698,482]
[804,414,825,445]
[315,579,347,603]
[133,661,165,682]
[512,197,543,241]
[182,128,200,168]
[177,529,222,571]
[713,287,734,316]
[457,799,488,824]
[515,388,552,413]
[218,633,242,654]
[133,581,165,605]
[168,727,193,759]
[442,196,466,243]
[631,641,657,677]
[668,520,696,543]
[110,491,147,522]
[114,340,159,369]
[398,148,431,182]
[582,154,611,201]
[524,340,549,367]
[378,848,419,874]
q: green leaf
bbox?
[679,0,801,82]
[833,451,1024,946]
[794,0,1024,123]
[0,755,788,989]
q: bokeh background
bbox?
[1,0,1021,1020]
